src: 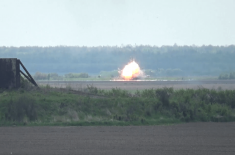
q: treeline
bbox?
[219,72,235,80]
[1,45,235,76]
[33,72,89,80]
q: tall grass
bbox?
[0,86,235,126]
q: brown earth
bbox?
[1,122,235,155]
[38,80,235,91]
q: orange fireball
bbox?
[121,60,140,80]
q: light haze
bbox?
[0,0,234,47]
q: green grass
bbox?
[0,86,235,126]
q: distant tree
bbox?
[33,72,48,80]
[219,73,229,80]
[229,72,235,79]
[64,73,89,78]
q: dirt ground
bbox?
[0,122,235,155]
[38,80,235,90]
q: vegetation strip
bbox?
[0,82,235,126]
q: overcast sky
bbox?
[0,0,234,47]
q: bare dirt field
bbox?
[1,122,235,155]
[38,80,235,91]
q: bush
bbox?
[229,72,235,79]
[64,73,89,78]
[99,70,119,78]
[33,72,63,80]
[155,87,173,107]
[20,76,33,88]
[33,72,48,80]
[86,85,98,94]
[219,72,235,79]
[48,73,63,80]
[3,95,37,122]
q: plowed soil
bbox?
[1,122,235,155]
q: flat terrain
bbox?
[1,122,235,155]
[38,80,235,90]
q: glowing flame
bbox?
[121,60,140,80]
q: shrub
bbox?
[3,95,37,122]
[104,88,131,97]
[86,85,98,94]
[33,72,63,80]
[155,87,173,107]
[219,72,235,79]
[48,73,63,80]
[229,72,235,79]
[64,73,89,78]
[33,72,48,80]
[20,76,33,88]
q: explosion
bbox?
[121,60,141,80]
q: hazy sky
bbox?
[0,0,234,46]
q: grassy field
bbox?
[1,81,235,126]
